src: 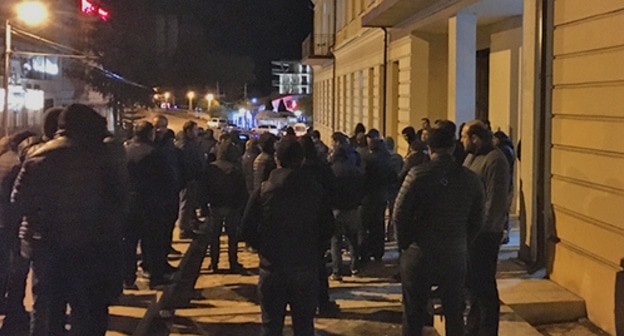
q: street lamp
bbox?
[205,93,214,115]
[187,91,195,112]
[3,1,48,136]
[163,92,170,108]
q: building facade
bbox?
[303,0,624,334]
[272,60,312,95]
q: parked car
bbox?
[207,118,228,129]
[253,124,279,136]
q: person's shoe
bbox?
[168,247,183,256]
[350,269,360,277]
[318,301,340,317]
[329,273,343,282]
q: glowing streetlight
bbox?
[205,93,214,114]
[4,1,48,136]
[16,1,48,26]
[187,91,195,112]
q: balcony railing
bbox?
[302,34,334,60]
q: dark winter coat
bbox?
[125,138,178,220]
[175,136,204,185]
[12,135,128,249]
[362,140,393,204]
[0,149,22,233]
[330,157,365,210]
[242,168,334,270]
[202,159,248,209]
[393,154,484,254]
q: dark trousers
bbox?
[401,244,466,336]
[177,181,199,232]
[31,246,120,336]
[30,251,69,336]
[361,200,386,260]
[318,253,329,307]
[123,211,168,283]
[209,206,240,268]
[330,208,362,274]
[258,266,318,336]
[466,232,503,336]
[0,234,31,334]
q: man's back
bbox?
[243,168,333,269]
[394,155,484,254]
[12,136,123,248]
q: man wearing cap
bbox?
[393,128,484,336]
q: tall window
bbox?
[336,0,343,30]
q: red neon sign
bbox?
[81,0,109,21]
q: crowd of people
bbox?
[0,103,517,336]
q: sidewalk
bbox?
[107,237,407,336]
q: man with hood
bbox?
[12,104,128,335]
[242,139,334,336]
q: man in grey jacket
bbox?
[461,120,510,336]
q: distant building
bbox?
[271,61,312,95]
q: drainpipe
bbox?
[331,0,337,132]
[381,27,389,137]
[532,0,553,273]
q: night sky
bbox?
[186,0,313,96]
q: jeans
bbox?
[258,266,318,336]
[177,181,199,232]
[400,244,467,336]
[466,231,503,336]
[330,208,362,274]
[209,207,241,268]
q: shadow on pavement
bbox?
[198,283,258,304]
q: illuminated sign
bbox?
[81,0,110,21]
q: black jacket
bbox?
[362,140,393,203]
[242,168,334,270]
[201,160,247,209]
[125,138,178,219]
[252,152,276,191]
[393,154,484,254]
[175,136,204,185]
[12,135,129,249]
[0,149,22,233]
[330,158,364,210]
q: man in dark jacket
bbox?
[393,128,484,336]
[176,121,204,239]
[252,133,277,191]
[153,115,185,256]
[462,120,510,336]
[202,142,247,273]
[242,139,334,336]
[124,121,177,288]
[12,104,128,336]
[361,129,392,261]
[329,146,365,279]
